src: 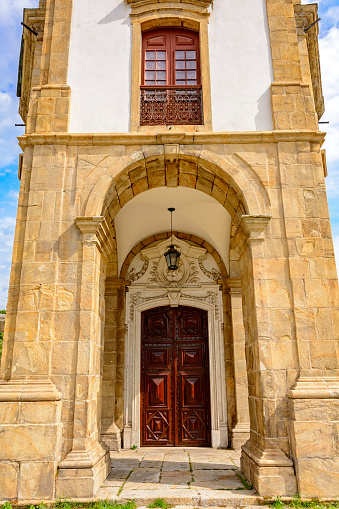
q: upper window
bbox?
[142,28,200,86]
[140,28,202,125]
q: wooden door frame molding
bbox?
[123,291,228,449]
[141,305,211,447]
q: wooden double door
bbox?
[141,305,211,447]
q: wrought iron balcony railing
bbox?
[140,86,203,126]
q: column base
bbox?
[241,441,297,496]
[102,431,121,452]
[56,442,110,498]
[0,379,62,501]
[231,423,250,450]
[123,425,140,449]
[289,376,339,497]
[211,425,228,449]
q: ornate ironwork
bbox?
[140,86,203,125]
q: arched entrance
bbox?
[141,305,211,447]
[122,235,228,450]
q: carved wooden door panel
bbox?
[141,306,211,446]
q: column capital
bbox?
[75,216,115,263]
[231,215,271,255]
[226,277,242,294]
[105,278,129,295]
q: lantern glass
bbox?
[164,245,181,270]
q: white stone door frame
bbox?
[123,290,228,449]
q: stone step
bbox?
[96,487,259,507]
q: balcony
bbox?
[140,86,203,126]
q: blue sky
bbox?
[0,0,339,309]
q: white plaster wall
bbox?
[209,0,274,132]
[68,0,131,133]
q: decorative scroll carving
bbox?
[127,257,149,282]
[129,292,168,320]
[198,258,221,282]
[181,290,220,320]
[140,87,203,126]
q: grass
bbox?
[0,502,137,509]
[147,499,171,509]
[236,474,253,491]
[265,498,339,509]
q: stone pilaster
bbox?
[24,0,73,134]
[266,0,319,130]
[56,217,112,498]
[232,215,298,496]
[227,278,250,450]
[101,278,127,452]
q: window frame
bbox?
[141,28,201,88]
[129,15,212,132]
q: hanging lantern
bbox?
[164,208,181,271]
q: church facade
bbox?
[1,0,338,501]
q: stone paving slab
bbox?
[96,447,257,506]
[160,471,192,487]
[162,461,191,472]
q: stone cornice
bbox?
[125,0,212,13]
[125,0,212,5]
[226,278,242,294]
[75,216,115,263]
[18,130,326,149]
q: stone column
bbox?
[56,217,113,498]
[227,278,250,450]
[101,278,127,451]
[232,215,298,496]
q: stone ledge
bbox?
[0,379,61,402]
[18,130,326,149]
[288,376,339,399]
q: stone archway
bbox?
[96,153,270,453]
[81,147,270,221]
[74,150,286,495]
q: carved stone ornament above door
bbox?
[127,236,222,288]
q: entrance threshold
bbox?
[97,447,257,506]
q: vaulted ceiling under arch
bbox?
[114,186,232,274]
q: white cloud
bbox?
[0,91,22,171]
[0,216,16,309]
[0,0,38,29]
[0,0,39,173]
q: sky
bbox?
[0,0,338,309]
